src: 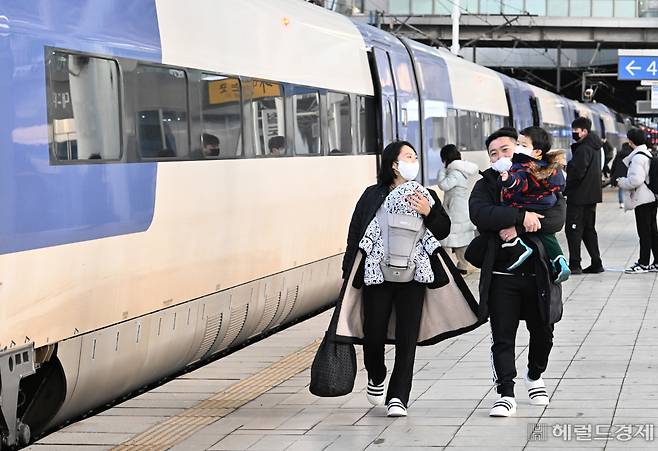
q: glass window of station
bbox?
[388,0,655,17]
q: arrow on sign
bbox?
[626,60,641,76]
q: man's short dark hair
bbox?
[485,127,518,150]
[571,117,592,132]
[627,127,647,146]
[268,135,285,151]
[520,126,552,155]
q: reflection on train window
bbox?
[46,52,121,161]
[327,92,351,154]
[357,96,377,154]
[136,65,189,159]
[385,100,395,145]
[456,110,470,151]
[200,74,242,159]
[469,111,483,150]
[293,92,321,155]
[250,80,285,156]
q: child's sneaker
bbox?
[489,396,516,417]
[552,255,571,283]
[524,369,550,406]
[501,237,533,271]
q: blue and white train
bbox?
[0,0,630,447]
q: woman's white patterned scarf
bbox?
[358,181,441,286]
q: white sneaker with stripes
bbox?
[489,396,516,417]
[366,379,385,406]
[524,369,550,406]
[386,398,407,417]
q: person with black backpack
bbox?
[616,127,658,273]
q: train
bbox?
[0,0,632,447]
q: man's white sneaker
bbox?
[366,379,385,406]
[386,398,407,417]
[524,369,550,406]
[625,262,650,274]
[489,396,516,417]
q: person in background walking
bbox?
[616,128,658,273]
[437,144,478,274]
[611,141,633,209]
[565,117,604,274]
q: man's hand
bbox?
[523,212,544,232]
[499,226,517,242]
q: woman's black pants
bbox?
[362,281,425,406]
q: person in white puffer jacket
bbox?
[616,127,658,273]
[437,145,479,273]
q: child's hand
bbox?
[500,171,509,182]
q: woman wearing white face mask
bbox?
[330,141,483,417]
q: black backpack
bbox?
[638,151,658,195]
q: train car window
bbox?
[456,110,471,151]
[357,96,377,154]
[136,65,189,159]
[198,74,242,159]
[327,92,351,154]
[46,51,121,162]
[249,80,285,156]
[385,100,395,145]
[293,92,321,155]
[469,112,483,151]
[481,113,493,143]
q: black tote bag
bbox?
[309,295,357,397]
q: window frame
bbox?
[134,62,191,161]
[197,72,244,160]
[356,94,378,155]
[292,89,322,157]
[325,90,354,156]
[45,47,124,165]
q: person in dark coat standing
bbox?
[565,117,604,274]
[467,127,566,418]
[611,141,633,208]
[336,141,482,418]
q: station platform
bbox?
[29,189,658,451]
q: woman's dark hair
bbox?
[440,144,460,166]
[378,141,416,185]
[627,127,647,146]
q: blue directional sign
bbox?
[618,56,658,80]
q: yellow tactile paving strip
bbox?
[111,338,322,451]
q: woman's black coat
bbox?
[468,168,566,325]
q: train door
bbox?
[372,48,397,147]
[388,50,421,152]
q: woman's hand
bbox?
[409,191,431,216]
[499,226,517,242]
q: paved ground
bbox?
[30,189,658,450]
